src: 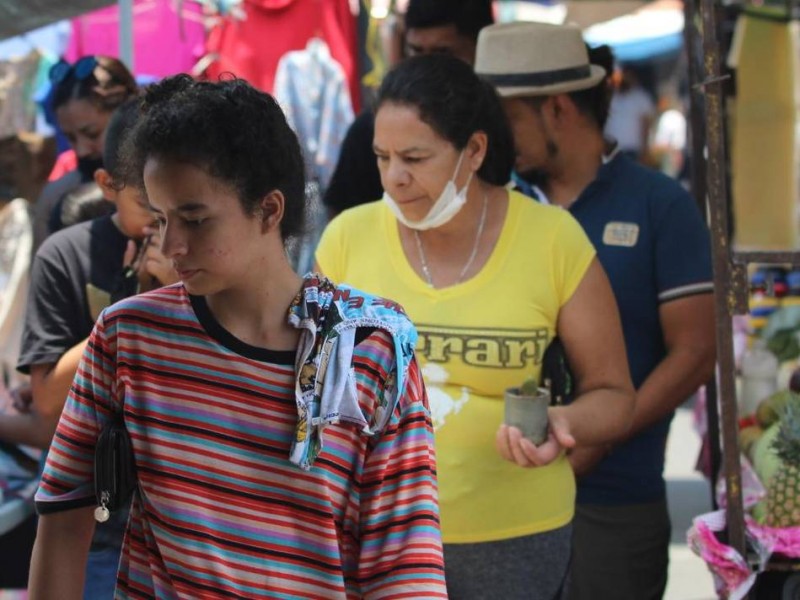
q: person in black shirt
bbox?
[322,0,494,217]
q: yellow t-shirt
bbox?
[315,190,596,543]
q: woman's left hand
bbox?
[496,410,576,468]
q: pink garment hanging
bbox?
[205,0,360,112]
[66,0,206,79]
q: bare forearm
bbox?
[11,340,89,449]
[30,338,88,418]
[29,507,95,599]
[569,345,715,476]
[630,346,715,437]
[556,386,634,446]
[0,412,59,448]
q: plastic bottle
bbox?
[783,269,800,307]
[739,339,779,417]
[748,269,779,343]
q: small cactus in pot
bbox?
[505,376,551,445]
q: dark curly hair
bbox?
[103,98,141,186]
[52,55,139,113]
[566,44,614,130]
[405,0,494,42]
[376,53,514,186]
[122,75,306,240]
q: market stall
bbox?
[688,0,800,595]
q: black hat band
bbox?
[480,65,592,88]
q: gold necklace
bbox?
[413,192,489,288]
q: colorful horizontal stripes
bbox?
[36,285,446,599]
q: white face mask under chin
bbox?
[382,151,473,231]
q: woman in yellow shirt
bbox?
[315,54,634,599]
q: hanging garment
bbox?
[205,0,360,112]
[274,37,354,190]
[0,51,41,140]
[0,198,32,391]
[729,14,800,249]
[66,0,206,79]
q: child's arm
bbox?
[0,339,88,448]
[28,506,95,599]
[356,356,447,599]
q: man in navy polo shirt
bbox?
[476,22,716,600]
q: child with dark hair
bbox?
[28,75,445,599]
[13,97,176,599]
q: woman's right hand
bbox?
[495,408,576,468]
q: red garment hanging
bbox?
[205,0,360,112]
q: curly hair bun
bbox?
[142,73,195,109]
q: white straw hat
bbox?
[475,21,606,97]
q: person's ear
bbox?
[466,131,489,172]
[94,168,118,204]
[551,94,578,127]
[258,190,285,233]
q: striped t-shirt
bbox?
[36,285,446,599]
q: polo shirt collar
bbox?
[515,141,625,206]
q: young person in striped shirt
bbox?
[28,75,446,599]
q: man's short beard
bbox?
[517,139,558,189]
[517,167,550,189]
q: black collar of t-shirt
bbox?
[188,294,296,365]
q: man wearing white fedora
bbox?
[476,21,716,600]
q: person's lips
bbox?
[406,197,430,207]
[176,268,199,280]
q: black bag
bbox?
[540,337,575,405]
[94,411,136,522]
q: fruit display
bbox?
[739,388,800,526]
[765,401,800,527]
[739,424,765,458]
[755,389,799,429]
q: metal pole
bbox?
[685,0,708,215]
[119,0,134,72]
[684,0,722,510]
[699,0,747,558]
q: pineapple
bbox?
[765,397,800,528]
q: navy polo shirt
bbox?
[528,153,713,505]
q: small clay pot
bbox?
[504,386,550,445]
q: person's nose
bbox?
[159,222,187,260]
[383,157,411,190]
[73,136,94,159]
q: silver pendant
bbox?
[94,506,110,523]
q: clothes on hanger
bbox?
[205,0,360,112]
[66,0,206,79]
[274,37,354,190]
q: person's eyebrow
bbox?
[406,42,452,54]
[148,202,208,213]
[373,144,427,154]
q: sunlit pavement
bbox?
[665,405,717,599]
